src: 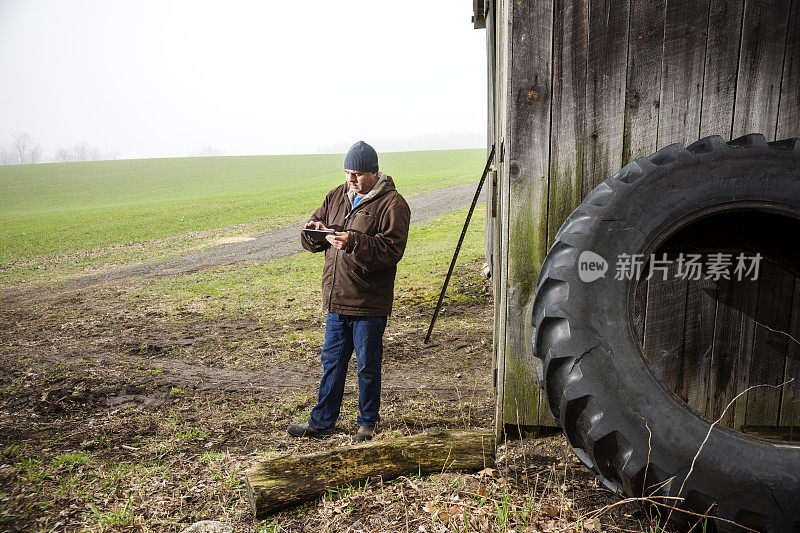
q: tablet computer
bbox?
[303,228,335,244]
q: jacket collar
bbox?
[346,171,395,208]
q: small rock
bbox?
[181,521,234,533]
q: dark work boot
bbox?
[355,425,374,442]
[287,421,335,438]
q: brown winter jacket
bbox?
[301,172,411,316]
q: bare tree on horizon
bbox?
[0,132,42,165]
[191,146,226,157]
[0,144,12,165]
[54,142,119,162]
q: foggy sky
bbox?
[0,0,488,160]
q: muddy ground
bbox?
[0,188,653,533]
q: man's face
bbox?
[345,169,378,195]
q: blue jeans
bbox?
[309,313,387,430]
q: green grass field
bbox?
[0,149,484,264]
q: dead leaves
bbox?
[540,502,560,517]
[583,517,603,531]
[302,467,611,533]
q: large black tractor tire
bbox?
[531,134,800,531]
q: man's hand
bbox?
[326,231,349,250]
[305,220,328,230]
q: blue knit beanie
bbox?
[344,141,379,173]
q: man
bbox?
[288,141,411,442]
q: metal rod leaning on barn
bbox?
[424,144,495,344]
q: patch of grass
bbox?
[175,427,210,443]
[0,149,483,263]
[16,457,50,484]
[0,383,22,394]
[93,433,111,449]
[2,444,20,459]
[88,497,135,530]
[326,479,371,501]
[51,452,91,468]
[256,521,284,533]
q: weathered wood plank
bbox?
[656,0,710,148]
[547,0,588,247]
[699,0,745,139]
[643,260,688,394]
[502,0,554,428]
[707,276,759,427]
[732,289,761,431]
[246,429,495,517]
[484,0,497,269]
[494,0,514,440]
[485,0,502,440]
[622,0,666,163]
[779,277,800,428]
[745,261,795,426]
[680,277,718,413]
[732,0,791,139]
[776,0,800,139]
[536,0,589,428]
[583,0,630,194]
[739,425,800,440]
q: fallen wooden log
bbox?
[245,428,495,517]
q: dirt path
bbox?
[43,182,485,292]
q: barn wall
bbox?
[489,0,800,433]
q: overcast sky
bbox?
[0,0,488,160]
